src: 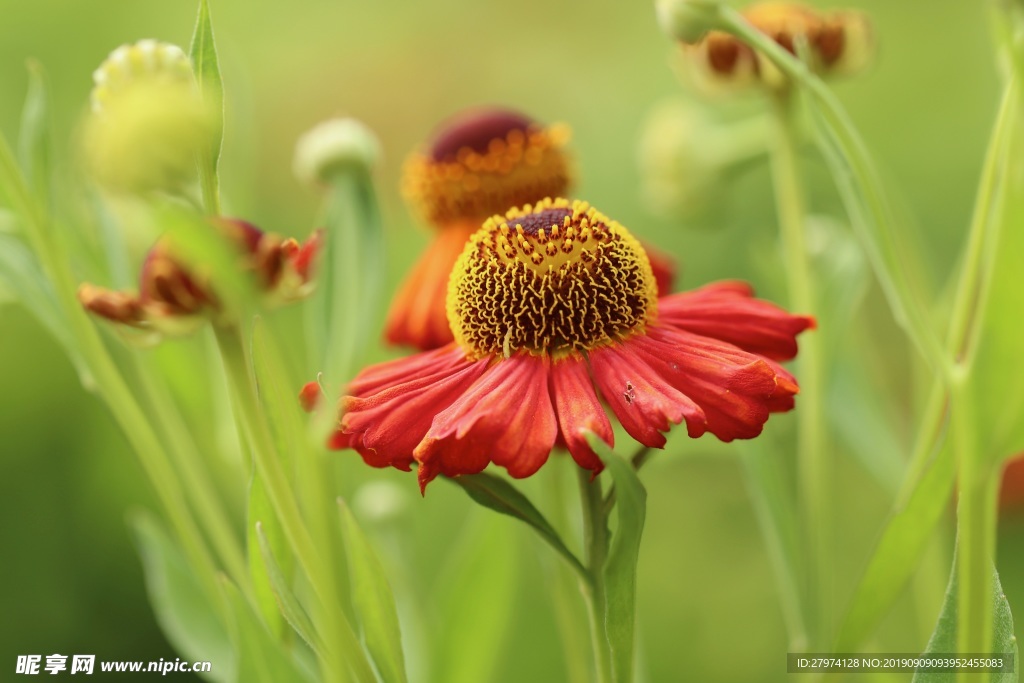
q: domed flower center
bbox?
[447,198,657,359]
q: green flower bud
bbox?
[293,118,381,185]
[656,0,724,44]
[84,41,213,195]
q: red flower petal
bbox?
[643,242,677,296]
[384,223,474,350]
[293,229,324,283]
[589,340,706,448]
[550,357,614,473]
[298,381,321,413]
[348,343,472,396]
[334,346,489,472]
[657,280,815,361]
[415,354,558,491]
[1000,454,1024,512]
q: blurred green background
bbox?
[1,0,1021,681]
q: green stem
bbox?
[578,468,613,683]
[214,324,371,683]
[0,134,224,606]
[716,7,948,376]
[130,355,251,600]
[951,382,1000,670]
[768,92,829,649]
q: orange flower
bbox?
[79,218,320,337]
[386,107,676,350]
[685,2,872,89]
[330,198,813,492]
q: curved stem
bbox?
[578,468,613,683]
[769,92,829,649]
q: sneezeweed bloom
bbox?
[330,198,814,492]
[387,107,676,350]
[78,218,321,339]
[84,40,215,195]
[682,2,873,91]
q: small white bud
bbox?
[293,117,381,185]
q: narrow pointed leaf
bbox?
[338,500,407,683]
[189,0,224,212]
[255,522,321,654]
[451,472,585,578]
[221,577,317,683]
[19,60,52,208]
[911,556,1018,682]
[129,512,234,683]
[591,438,647,683]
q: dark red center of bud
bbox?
[429,107,535,162]
[507,207,574,236]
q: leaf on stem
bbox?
[18,60,52,208]
[220,577,318,683]
[337,499,408,683]
[254,522,321,654]
[589,435,647,683]
[189,0,224,211]
[450,472,586,578]
[129,512,235,683]
[836,432,955,652]
[910,555,1018,683]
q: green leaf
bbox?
[431,515,520,683]
[129,512,234,683]
[337,499,407,683]
[189,0,224,213]
[737,439,805,644]
[451,472,586,578]
[246,318,303,638]
[220,577,317,683]
[911,554,1019,683]
[254,522,321,654]
[836,418,955,652]
[596,442,647,683]
[18,60,52,209]
[963,125,1024,465]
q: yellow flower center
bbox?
[447,198,657,359]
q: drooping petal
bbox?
[415,353,558,491]
[550,357,614,473]
[333,345,489,472]
[657,280,815,360]
[383,223,475,350]
[347,343,472,396]
[638,326,790,441]
[589,340,707,448]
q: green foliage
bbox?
[130,512,234,683]
[911,556,1019,683]
[452,473,585,577]
[189,0,224,213]
[18,61,51,209]
[338,500,408,683]
[255,523,321,653]
[600,448,647,683]
[221,578,317,683]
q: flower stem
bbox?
[214,323,371,683]
[768,91,829,649]
[716,7,948,376]
[578,468,613,683]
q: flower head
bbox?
[329,198,813,492]
[685,2,872,91]
[294,117,381,185]
[85,40,214,194]
[386,108,676,350]
[78,219,321,339]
